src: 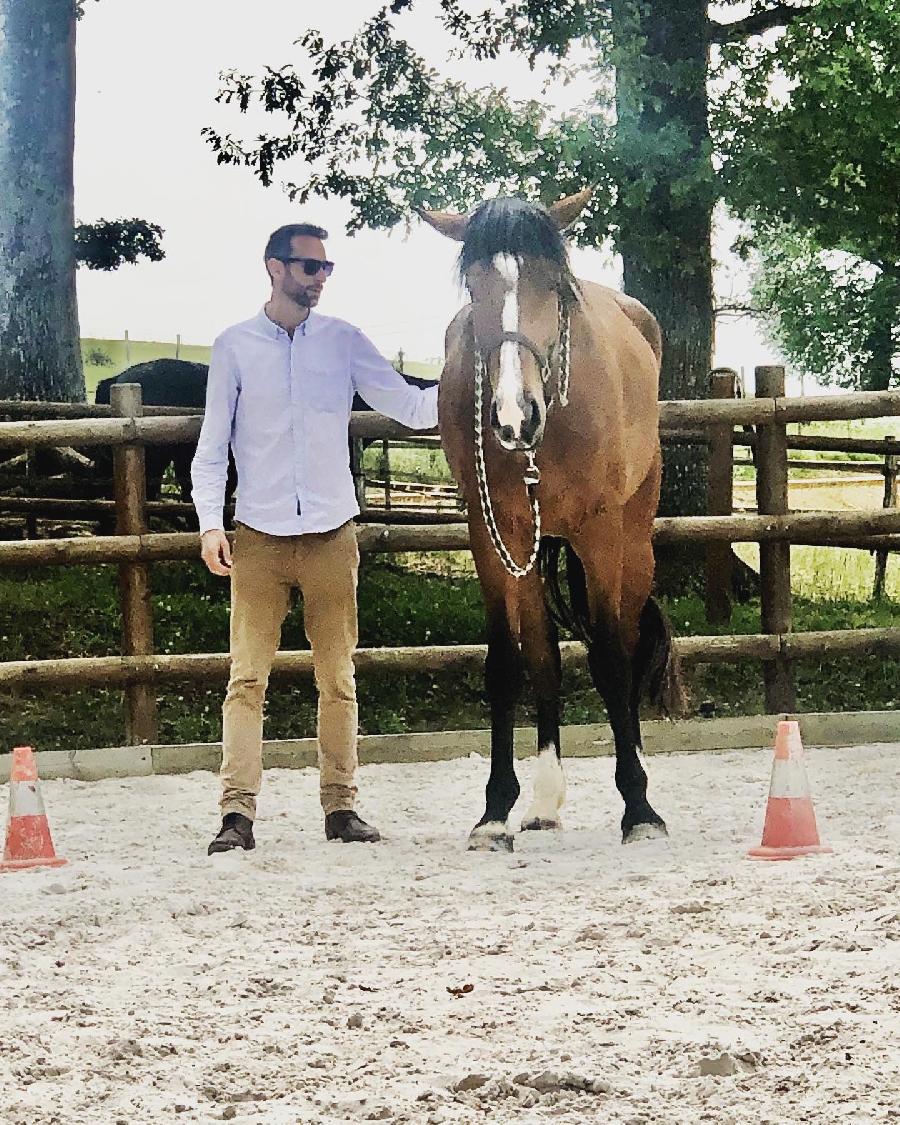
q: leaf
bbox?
[446,982,474,997]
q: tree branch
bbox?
[708,3,813,45]
[714,303,764,317]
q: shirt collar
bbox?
[257,307,315,340]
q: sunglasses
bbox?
[279,256,335,277]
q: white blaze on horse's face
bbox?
[467,254,554,451]
[493,252,528,449]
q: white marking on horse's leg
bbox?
[492,253,526,435]
[468,820,514,852]
[521,744,566,830]
[624,822,668,844]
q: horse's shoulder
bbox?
[577,282,662,365]
[611,293,662,365]
[444,304,472,357]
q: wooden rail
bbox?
[0,400,202,419]
[1,628,898,690]
[0,510,899,569]
[0,388,898,449]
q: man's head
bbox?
[264,223,332,309]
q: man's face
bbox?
[269,235,332,308]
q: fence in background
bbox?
[0,371,899,743]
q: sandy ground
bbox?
[1,744,899,1125]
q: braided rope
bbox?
[473,348,542,578]
[557,304,571,407]
[472,300,571,580]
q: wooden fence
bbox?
[702,369,900,615]
[0,369,899,744]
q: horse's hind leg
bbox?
[518,581,565,832]
[573,514,666,844]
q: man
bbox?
[192,223,438,854]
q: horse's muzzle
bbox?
[491,397,544,451]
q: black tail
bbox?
[632,596,688,719]
[538,537,687,718]
[538,538,592,643]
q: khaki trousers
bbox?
[219,520,360,820]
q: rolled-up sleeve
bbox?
[191,334,239,534]
[350,329,438,430]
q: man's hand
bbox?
[200,529,232,576]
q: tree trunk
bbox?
[0,0,84,402]
[612,0,714,517]
[863,270,899,392]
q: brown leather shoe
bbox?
[325,810,381,843]
[208,812,256,855]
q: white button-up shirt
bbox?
[191,308,439,536]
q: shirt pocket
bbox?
[307,367,351,416]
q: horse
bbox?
[418,189,686,851]
[94,359,212,508]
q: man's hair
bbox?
[264,223,328,264]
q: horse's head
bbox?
[418,189,591,452]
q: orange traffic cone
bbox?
[1,746,67,872]
[747,721,832,861]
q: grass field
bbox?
[80,338,441,399]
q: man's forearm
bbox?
[191,458,228,534]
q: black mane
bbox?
[458,197,577,302]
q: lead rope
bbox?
[473,304,571,579]
[557,300,571,407]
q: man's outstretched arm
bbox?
[349,328,438,431]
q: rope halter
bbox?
[473,299,571,578]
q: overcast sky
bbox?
[74,0,783,381]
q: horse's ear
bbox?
[414,206,470,242]
[547,187,593,231]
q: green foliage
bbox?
[714,1,900,391]
[715,0,900,270]
[74,218,165,271]
[200,1,814,254]
[205,2,709,245]
[204,7,616,240]
[82,345,113,369]
[746,221,899,390]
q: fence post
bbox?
[381,439,391,510]
[350,438,367,511]
[705,368,737,623]
[755,365,796,712]
[24,448,37,539]
[873,433,898,599]
[111,383,158,744]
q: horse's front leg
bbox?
[517,577,565,832]
[468,596,523,852]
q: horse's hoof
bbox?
[520,817,562,832]
[622,819,668,845]
[468,823,514,852]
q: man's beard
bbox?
[287,283,319,308]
